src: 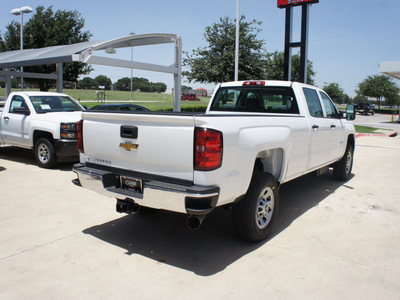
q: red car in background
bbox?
[181,93,200,101]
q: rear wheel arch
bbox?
[252,148,284,183]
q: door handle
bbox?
[312,124,319,130]
[331,124,336,129]
[3,117,9,121]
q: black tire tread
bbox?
[333,144,354,181]
[35,138,57,169]
[234,174,279,242]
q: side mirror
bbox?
[346,104,356,120]
[13,107,31,116]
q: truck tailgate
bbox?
[81,112,195,181]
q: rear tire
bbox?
[234,174,279,242]
[333,144,354,181]
[35,138,57,169]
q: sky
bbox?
[1,0,399,96]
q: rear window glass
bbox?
[210,86,299,114]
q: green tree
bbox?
[182,85,192,92]
[0,6,92,91]
[150,82,167,93]
[114,76,167,93]
[78,77,97,89]
[322,82,349,104]
[132,77,151,92]
[183,16,267,83]
[356,74,400,110]
[114,77,131,91]
[265,51,315,85]
[352,94,369,104]
[385,93,400,107]
[94,75,112,90]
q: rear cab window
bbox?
[210,86,299,114]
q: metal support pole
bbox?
[173,37,182,112]
[130,32,135,100]
[20,13,24,91]
[5,69,11,98]
[283,6,293,81]
[234,0,240,81]
[299,4,310,84]
[130,47,133,100]
[56,63,63,93]
[283,4,310,84]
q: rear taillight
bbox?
[77,120,84,152]
[194,127,223,171]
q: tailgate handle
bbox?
[120,126,138,139]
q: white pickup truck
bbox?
[73,80,356,241]
[0,91,85,168]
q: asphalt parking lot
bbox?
[1,129,400,299]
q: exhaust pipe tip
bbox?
[186,215,206,230]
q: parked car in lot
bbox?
[0,91,85,168]
[356,102,375,115]
[181,93,200,101]
[73,80,356,242]
[89,103,150,112]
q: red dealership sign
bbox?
[278,0,319,8]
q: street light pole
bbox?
[234,0,240,81]
[11,6,33,91]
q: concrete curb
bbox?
[356,131,398,138]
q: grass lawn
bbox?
[355,125,389,134]
[0,88,210,110]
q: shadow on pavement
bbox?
[0,146,75,171]
[83,171,351,276]
[0,146,36,165]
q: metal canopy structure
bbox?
[0,33,182,111]
[379,61,400,81]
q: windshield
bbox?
[210,86,299,114]
[29,95,85,113]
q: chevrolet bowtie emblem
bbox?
[119,141,139,151]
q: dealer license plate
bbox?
[120,176,143,194]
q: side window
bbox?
[320,92,338,118]
[9,96,28,113]
[303,88,323,118]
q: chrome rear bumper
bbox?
[73,164,219,215]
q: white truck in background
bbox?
[73,80,356,242]
[0,91,85,168]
